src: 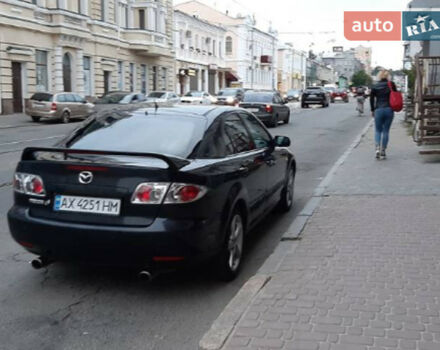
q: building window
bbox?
[152,66,157,90]
[139,9,145,29]
[35,50,48,92]
[226,36,232,55]
[213,40,216,56]
[118,2,128,28]
[101,0,106,21]
[159,11,166,33]
[141,64,147,94]
[219,41,222,57]
[129,63,135,92]
[118,61,124,90]
[83,56,92,96]
[161,67,167,90]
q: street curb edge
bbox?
[198,274,271,350]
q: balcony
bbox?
[176,48,226,68]
[123,29,172,57]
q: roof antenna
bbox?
[154,102,158,113]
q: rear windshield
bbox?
[30,93,53,102]
[184,91,203,97]
[218,89,238,96]
[148,92,166,98]
[243,93,273,103]
[98,93,128,104]
[68,112,207,159]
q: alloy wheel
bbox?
[227,214,244,272]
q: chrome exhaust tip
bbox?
[30,257,51,269]
[138,270,153,282]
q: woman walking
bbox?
[370,70,397,159]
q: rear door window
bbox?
[57,94,67,102]
[239,113,272,149]
[65,94,76,103]
[73,94,85,103]
[223,113,254,155]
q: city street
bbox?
[0,101,371,350]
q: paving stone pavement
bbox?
[221,117,440,350]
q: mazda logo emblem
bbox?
[78,171,93,184]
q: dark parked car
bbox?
[95,91,145,105]
[301,87,330,108]
[8,106,296,281]
[216,88,245,106]
[239,91,290,127]
[331,89,349,103]
[284,89,302,102]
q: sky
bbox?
[174,0,410,70]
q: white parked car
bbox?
[180,91,217,105]
[145,91,180,104]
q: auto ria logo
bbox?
[344,11,440,41]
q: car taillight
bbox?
[265,105,273,113]
[51,102,57,111]
[13,173,46,197]
[131,183,207,205]
[131,183,169,204]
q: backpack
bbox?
[388,81,403,112]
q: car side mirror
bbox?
[82,100,87,104]
[274,136,291,147]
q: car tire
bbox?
[301,103,308,108]
[31,116,41,122]
[215,208,245,281]
[277,167,295,212]
[331,99,335,103]
[61,111,70,124]
[285,110,290,124]
[269,114,278,128]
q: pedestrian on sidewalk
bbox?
[355,86,365,116]
[370,70,397,159]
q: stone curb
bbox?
[198,119,374,350]
[198,274,271,350]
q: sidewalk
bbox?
[202,116,440,350]
[0,113,33,129]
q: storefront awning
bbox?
[225,71,239,81]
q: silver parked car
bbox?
[25,92,95,123]
[145,91,180,104]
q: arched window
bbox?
[226,36,233,55]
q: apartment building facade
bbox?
[175,0,278,90]
[0,0,175,114]
[277,44,307,93]
[174,9,227,95]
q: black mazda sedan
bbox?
[8,106,296,281]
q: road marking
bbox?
[0,135,65,147]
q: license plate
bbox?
[309,94,316,98]
[54,195,121,216]
[246,108,259,112]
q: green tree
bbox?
[351,70,373,87]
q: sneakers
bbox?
[375,147,387,160]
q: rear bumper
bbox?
[253,112,272,122]
[8,205,222,268]
[25,109,58,119]
[302,98,325,104]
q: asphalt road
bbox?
[0,101,370,350]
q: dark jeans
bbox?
[374,107,394,149]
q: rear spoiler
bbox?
[21,147,190,173]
